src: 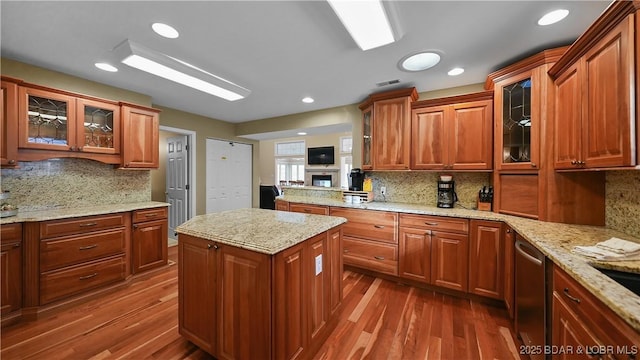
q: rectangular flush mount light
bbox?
[327,0,395,51]
[113,39,250,101]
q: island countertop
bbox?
[175,208,347,255]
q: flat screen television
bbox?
[307,146,335,165]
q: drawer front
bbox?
[132,207,168,223]
[1,223,22,243]
[343,237,398,275]
[40,213,127,239]
[289,203,329,215]
[41,228,126,272]
[330,208,397,244]
[40,255,126,305]
[400,214,468,234]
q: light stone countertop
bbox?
[280,195,640,333]
[176,208,347,255]
[0,201,169,224]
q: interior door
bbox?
[166,135,189,239]
[206,139,252,213]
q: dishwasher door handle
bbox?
[515,240,543,266]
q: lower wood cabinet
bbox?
[1,223,22,315]
[132,207,168,274]
[275,199,290,211]
[431,231,468,292]
[469,220,504,299]
[503,225,515,319]
[398,226,431,283]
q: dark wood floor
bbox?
[1,246,521,360]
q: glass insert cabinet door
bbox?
[361,106,372,170]
[76,98,120,154]
[18,87,76,151]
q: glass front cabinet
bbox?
[361,105,373,170]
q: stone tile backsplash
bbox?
[606,170,640,238]
[0,159,151,212]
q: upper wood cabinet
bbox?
[1,77,19,168]
[121,103,160,169]
[411,91,493,170]
[359,88,418,170]
[550,12,636,169]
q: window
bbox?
[275,140,305,185]
[339,136,353,188]
[340,136,353,153]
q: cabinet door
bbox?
[121,105,159,168]
[178,234,217,356]
[276,199,290,211]
[76,98,120,155]
[450,100,493,170]
[361,105,373,170]
[308,234,329,342]
[431,232,468,292]
[503,226,515,319]
[328,227,343,315]
[583,16,634,168]
[398,227,431,283]
[132,219,168,274]
[0,240,21,315]
[289,203,329,215]
[1,80,19,167]
[373,97,411,170]
[554,62,583,169]
[552,292,602,360]
[411,105,448,170]
[469,220,503,299]
[18,86,76,151]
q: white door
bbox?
[166,135,189,239]
[206,139,252,213]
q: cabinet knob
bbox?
[207,243,219,250]
[8,159,15,164]
[531,162,537,168]
[571,160,577,165]
[506,229,511,233]
[133,224,138,229]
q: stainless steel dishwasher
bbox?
[515,234,546,360]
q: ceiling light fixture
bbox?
[327,0,395,51]
[400,52,441,72]
[538,9,569,26]
[297,132,307,136]
[113,39,250,101]
[448,67,464,76]
[302,97,314,103]
[95,62,118,72]
[152,23,179,39]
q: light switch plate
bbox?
[315,254,322,275]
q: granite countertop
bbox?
[176,208,347,255]
[0,201,169,224]
[280,195,640,333]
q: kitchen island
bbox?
[175,208,346,360]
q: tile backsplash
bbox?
[606,170,640,238]
[1,159,151,212]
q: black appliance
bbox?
[307,146,335,165]
[259,185,280,210]
[349,168,365,191]
[437,180,458,208]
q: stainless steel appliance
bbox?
[437,180,457,208]
[349,168,365,191]
[515,235,546,360]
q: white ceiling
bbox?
[1,1,610,130]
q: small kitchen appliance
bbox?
[349,168,365,191]
[437,180,457,208]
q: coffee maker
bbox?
[437,180,458,208]
[349,168,365,191]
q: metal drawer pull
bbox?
[79,222,98,227]
[79,244,98,250]
[374,225,385,229]
[425,222,438,226]
[79,273,98,280]
[374,256,385,260]
[304,209,312,213]
[563,288,581,304]
[145,213,158,217]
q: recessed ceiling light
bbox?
[302,97,314,103]
[297,132,307,136]
[400,52,441,72]
[538,9,569,26]
[152,22,179,39]
[448,67,464,76]
[95,62,118,72]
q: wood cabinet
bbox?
[131,207,168,274]
[503,225,515,319]
[551,266,640,359]
[1,224,22,316]
[431,231,468,292]
[1,77,19,167]
[121,103,160,169]
[358,88,418,170]
[330,207,398,275]
[411,91,493,170]
[469,220,504,299]
[398,226,431,283]
[289,202,329,215]
[76,97,120,155]
[551,14,635,169]
[276,199,290,211]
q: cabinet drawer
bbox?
[289,203,329,215]
[132,207,168,223]
[330,208,397,244]
[40,255,126,305]
[399,214,468,234]
[40,213,127,239]
[40,228,126,272]
[1,223,22,243]
[343,237,397,275]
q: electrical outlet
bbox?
[381,186,386,195]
